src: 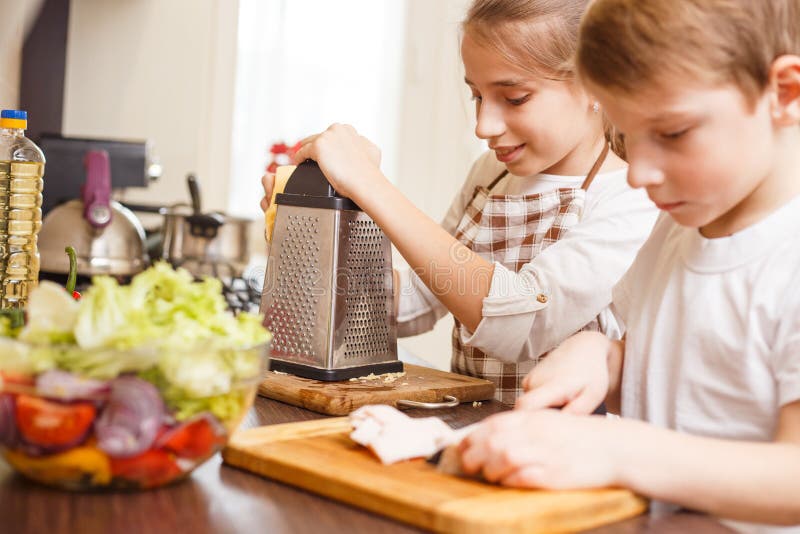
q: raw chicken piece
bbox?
[349,405,456,465]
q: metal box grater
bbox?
[260,160,402,380]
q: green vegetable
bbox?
[138,366,252,423]
[73,263,269,351]
[0,316,12,338]
[53,345,159,381]
[0,310,25,335]
[65,246,78,294]
[73,276,142,350]
[17,281,78,345]
[169,391,250,423]
[0,338,56,375]
[0,262,271,423]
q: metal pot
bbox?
[161,205,252,277]
[160,174,252,277]
[39,150,149,277]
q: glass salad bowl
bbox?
[0,342,270,491]
[0,262,272,491]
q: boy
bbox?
[458,1,800,531]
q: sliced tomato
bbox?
[0,372,35,387]
[159,417,225,460]
[110,449,182,488]
[15,395,96,448]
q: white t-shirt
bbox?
[397,149,658,363]
[613,197,800,533]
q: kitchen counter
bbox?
[0,394,735,534]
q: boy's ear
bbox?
[769,55,800,126]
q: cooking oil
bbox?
[0,110,45,309]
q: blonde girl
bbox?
[265,0,657,404]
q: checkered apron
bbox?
[452,144,609,404]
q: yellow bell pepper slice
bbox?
[5,446,111,487]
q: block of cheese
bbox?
[264,165,296,242]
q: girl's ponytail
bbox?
[604,118,626,160]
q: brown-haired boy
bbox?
[457,0,800,530]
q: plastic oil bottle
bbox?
[0,110,45,308]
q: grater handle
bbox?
[278,159,361,210]
[283,159,339,197]
[396,395,460,409]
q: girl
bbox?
[460,0,800,531]
[264,0,657,404]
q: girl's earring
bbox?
[592,102,600,114]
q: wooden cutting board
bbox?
[259,363,496,415]
[222,418,648,534]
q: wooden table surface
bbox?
[0,396,734,534]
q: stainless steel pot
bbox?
[156,174,252,277]
[161,204,252,277]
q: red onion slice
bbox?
[96,376,165,458]
[35,370,109,401]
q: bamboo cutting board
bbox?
[259,364,495,415]
[222,418,648,534]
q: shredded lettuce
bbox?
[0,309,24,337]
[138,366,252,422]
[17,281,79,345]
[72,263,269,352]
[0,317,14,338]
[169,390,250,423]
[0,338,56,375]
[73,276,135,349]
[53,345,160,381]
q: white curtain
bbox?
[228,0,407,218]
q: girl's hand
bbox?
[516,331,612,414]
[259,172,275,213]
[459,410,621,489]
[292,124,382,199]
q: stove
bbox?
[221,269,263,314]
[170,259,264,314]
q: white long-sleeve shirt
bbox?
[397,150,658,364]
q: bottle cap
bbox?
[0,110,28,129]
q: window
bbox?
[228,0,406,218]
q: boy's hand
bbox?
[516,331,612,414]
[459,410,621,489]
[292,124,382,199]
[260,172,275,213]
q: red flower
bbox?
[270,142,289,155]
[267,140,301,174]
